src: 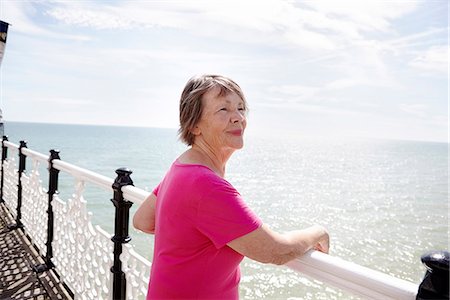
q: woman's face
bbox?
[193,86,247,151]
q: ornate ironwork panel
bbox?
[21,158,48,255]
[121,244,151,299]
[2,148,18,217]
[52,180,113,299]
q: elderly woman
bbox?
[133,74,329,299]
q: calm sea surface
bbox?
[4,121,449,299]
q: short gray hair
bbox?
[178,74,247,146]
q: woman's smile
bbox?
[227,129,243,136]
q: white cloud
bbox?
[268,85,319,98]
[409,45,448,74]
[40,0,420,52]
[265,79,365,106]
[266,76,385,104]
[1,1,47,35]
[303,0,419,32]
[0,1,90,41]
[5,94,96,106]
[5,0,426,54]
[46,7,135,30]
[387,27,447,51]
[283,28,337,50]
[399,103,429,118]
[325,79,361,90]
[38,97,95,106]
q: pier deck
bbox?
[0,203,72,300]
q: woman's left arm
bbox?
[227,224,329,265]
[133,193,157,234]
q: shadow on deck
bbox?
[0,203,72,300]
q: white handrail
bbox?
[122,185,150,205]
[21,147,48,164]
[4,141,19,150]
[52,159,114,191]
[13,141,150,204]
[285,250,418,300]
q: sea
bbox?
[4,121,449,300]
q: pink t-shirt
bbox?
[147,160,262,299]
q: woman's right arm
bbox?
[227,224,329,265]
[133,193,157,234]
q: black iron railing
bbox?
[1,137,137,299]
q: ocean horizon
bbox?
[3,121,449,299]
[4,120,449,144]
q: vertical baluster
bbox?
[8,140,27,230]
[111,168,134,300]
[46,149,60,267]
[0,135,8,203]
[34,149,60,272]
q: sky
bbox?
[0,0,448,142]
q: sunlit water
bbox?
[5,122,448,299]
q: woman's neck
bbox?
[183,141,234,178]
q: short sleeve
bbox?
[152,182,161,196]
[196,176,262,249]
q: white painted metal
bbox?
[4,140,18,150]
[122,185,149,205]
[21,157,48,255]
[2,146,18,217]
[121,243,152,300]
[52,179,114,299]
[21,147,48,163]
[52,159,113,191]
[286,250,418,300]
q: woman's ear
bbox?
[191,125,201,136]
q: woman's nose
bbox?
[231,110,245,123]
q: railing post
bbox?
[417,250,449,300]
[8,140,27,230]
[111,167,134,300]
[34,149,60,273]
[0,135,8,203]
